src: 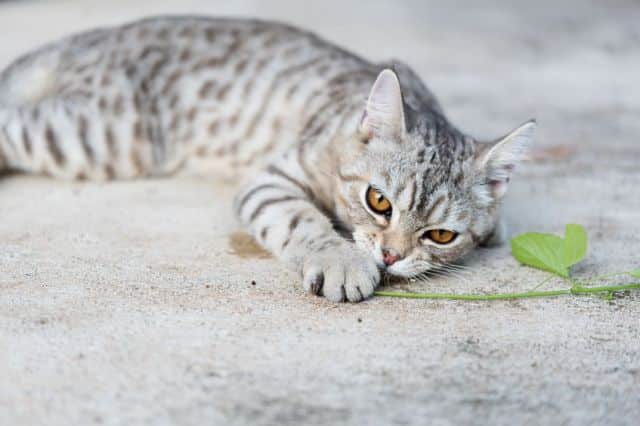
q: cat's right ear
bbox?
[473,120,536,202]
[359,69,406,141]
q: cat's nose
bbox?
[382,248,401,266]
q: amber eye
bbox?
[365,186,392,217]
[424,229,458,244]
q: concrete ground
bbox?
[1,0,639,425]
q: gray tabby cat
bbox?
[0,16,535,302]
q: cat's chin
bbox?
[378,263,420,279]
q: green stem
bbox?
[374,282,640,301]
[527,275,555,292]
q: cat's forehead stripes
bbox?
[405,179,418,211]
[424,193,449,224]
[387,179,413,212]
[338,169,369,183]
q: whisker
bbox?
[429,269,468,282]
[411,272,432,284]
[426,264,471,283]
[437,261,471,271]
[437,266,473,277]
[435,262,474,275]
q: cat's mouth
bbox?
[375,260,414,278]
[375,255,448,279]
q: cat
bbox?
[0,16,536,302]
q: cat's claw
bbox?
[302,247,380,303]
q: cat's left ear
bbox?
[474,120,536,200]
[359,69,406,141]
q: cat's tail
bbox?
[0,103,78,177]
[0,49,66,177]
[0,107,11,173]
[0,100,99,179]
[0,48,92,178]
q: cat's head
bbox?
[336,69,536,277]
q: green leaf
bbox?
[510,224,589,278]
[630,268,640,279]
[562,224,588,268]
[511,232,568,277]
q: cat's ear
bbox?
[359,69,406,140]
[474,120,536,200]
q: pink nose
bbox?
[382,249,400,266]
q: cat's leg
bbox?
[234,163,380,302]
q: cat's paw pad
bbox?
[302,248,380,303]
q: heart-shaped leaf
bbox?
[511,224,588,278]
[511,233,568,277]
[562,224,588,268]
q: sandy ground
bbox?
[1,0,639,425]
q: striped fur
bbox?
[0,16,535,302]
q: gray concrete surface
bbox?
[1,1,639,425]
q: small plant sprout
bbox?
[374,224,640,301]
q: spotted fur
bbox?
[0,16,536,302]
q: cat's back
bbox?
[0,16,366,104]
[0,16,376,178]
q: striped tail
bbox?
[0,57,159,180]
[0,108,13,173]
[0,98,160,181]
[0,102,105,179]
[0,144,6,172]
[0,105,48,177]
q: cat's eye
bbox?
[365,186,392,217]
[424,229,458,245]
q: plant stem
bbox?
[374,282,640,301]
[527,275,555,292]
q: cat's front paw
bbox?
[302,244,380,303]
